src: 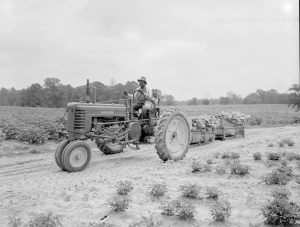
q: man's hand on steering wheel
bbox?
[133,89,146,105]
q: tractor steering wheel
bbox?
[133,89,146,105]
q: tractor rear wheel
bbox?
[61,141,91,172]
[54,139,70,171]
[155,108,191,162]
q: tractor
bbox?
[55,80,191,172]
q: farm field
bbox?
[0,126,299,226]
[0,105,300,226]
[0,104,300,145]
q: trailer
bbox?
[215,117,246,141]
[190,127,215,145]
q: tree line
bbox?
[0,78,299,110]
[0,78,176,107]
[187,87,297,107]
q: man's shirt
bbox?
[135,86,153,99]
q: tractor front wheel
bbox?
[61,141,91,172]
[155,108,191,162]
[54,139,70,171]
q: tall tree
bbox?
[288,84,300,111]
[21,83,46,107]
[187,97,200,105]
[163,94,176,106]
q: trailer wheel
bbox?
[54,139,70,171]
[61,141,91,172]
[155,108,191,162]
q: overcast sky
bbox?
[0,0,298,100]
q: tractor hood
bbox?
[67,102,127,117]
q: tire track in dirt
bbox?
[0,127,294,185]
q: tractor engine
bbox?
[66,101,155,155]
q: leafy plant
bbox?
[161,200,196,221]
[8,217,23,227]
[230,152,240,159]
[176,202,196,220]
[267,152,282,161]
[116,180,133,195]
[230,161,250,175]
[268,142,275,147]
[26,212,63,227]
[285,153,296,161]
[206,159,213,164]
[211,200,232,222]
[205,187,221,199]
[180,183,202,199]
[279,138,295,147]
[108,195,130,211]
[128,215,162,227]
[191,160,211,173]
[213,151,220,159]
[215,165,226,174]
[271,188,291,200]
[161,200,181,216]
[262,198,300,226]
[280,159,288,166]
[221,152,231,159]
[276,165,293,176]
[264,170,291,185]
[149,182,168,197]
[253,152,262,160]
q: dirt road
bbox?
[0,126,299,227]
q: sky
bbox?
[0,0,298,101]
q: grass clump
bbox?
[229,161,250,175]
[211,199,232,222]
[191,160,212,173]
[180,183,202,199]
[149,182,168,197]
[215,165,226,174]
[253,152,262,160]
[205,187,221,200]
[108,195,130,211]
[116,180,133,195]
[161,200,196,221]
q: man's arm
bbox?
[147,87,153,99]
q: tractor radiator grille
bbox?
[75,110,86,130]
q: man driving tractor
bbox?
[123,77,159,118]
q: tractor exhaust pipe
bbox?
[86,79,90,103]
[92,87,96,104]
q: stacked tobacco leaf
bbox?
[215,111,251,125]
[191,115,220,131]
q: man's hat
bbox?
[137,77,147,84]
